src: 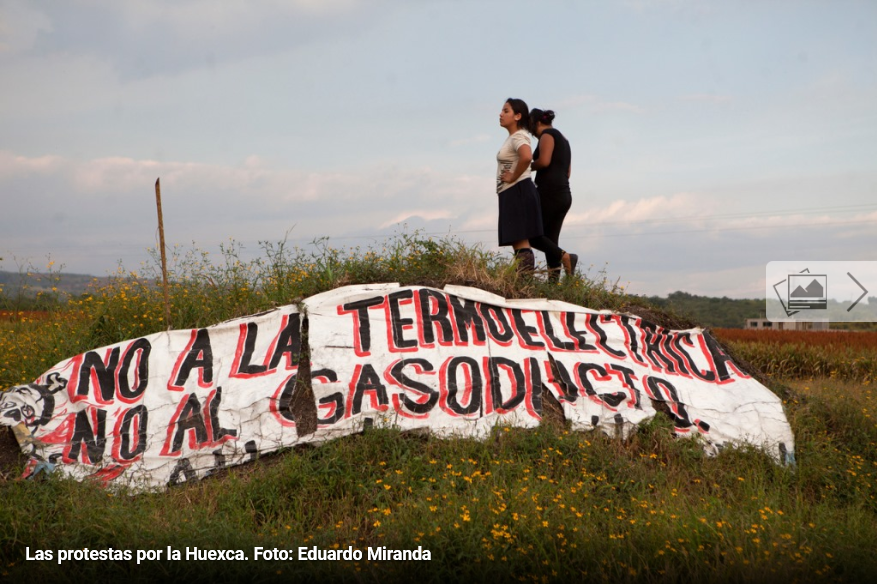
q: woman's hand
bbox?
[502,144,532,183]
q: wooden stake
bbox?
[155,178,171,329]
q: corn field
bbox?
[714,329,877,381]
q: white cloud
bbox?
[565,192,709,227]
[380,210,455,229]
[0,149,490,238]
[2,149,874,295]
[0,150,65,178]
[720,211,877,238]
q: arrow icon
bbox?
[847,272,868,312]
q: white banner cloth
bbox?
[0,284,795,492]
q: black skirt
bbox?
[497,178,544,246]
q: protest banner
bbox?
[0,284,795,492]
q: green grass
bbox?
[2,395,876,583]
[1,235,876,582]
[0,233,664,388]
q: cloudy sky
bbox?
[1,0,875,298]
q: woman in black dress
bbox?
[530,108,577,280]
[496,98,571,276]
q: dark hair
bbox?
[528,108,556,133]
[505,98,530,132]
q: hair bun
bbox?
[543,110,556,123]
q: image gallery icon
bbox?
[787,274,827,310]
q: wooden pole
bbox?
[155,178,171,329]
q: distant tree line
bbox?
[644,291,765,329]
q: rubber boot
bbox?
[514,248,535,276]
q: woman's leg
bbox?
[511,240,535,274]
[528,235,563,269]
[531,232,577,277]
[539,189,572,271]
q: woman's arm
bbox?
[530,133,554,170]
[501,144,533,184]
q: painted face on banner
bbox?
[0,384,52,430]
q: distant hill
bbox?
[0,270,111,299]
[1,271,864,330]
[645,291,877,330]
[1,270,765,327]
[642,291,765,329]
